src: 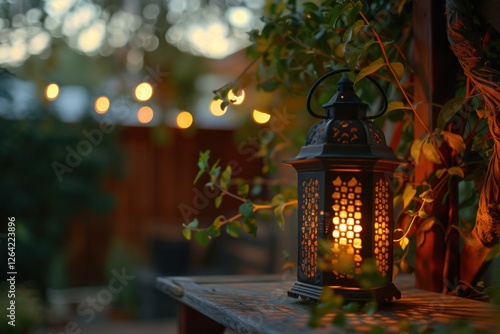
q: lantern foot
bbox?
[288,282,401,303]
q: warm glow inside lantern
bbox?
[284,69,402,303]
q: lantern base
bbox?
[287,282,401,303]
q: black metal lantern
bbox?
[284,69,401,303]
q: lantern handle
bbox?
[306,68,388,120]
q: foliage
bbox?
[182,150,297,246]
[188,0,492,263]
[0,99,123,292]
[182,0,500,328]
[0,283,44,333]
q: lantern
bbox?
[284,69,401,303]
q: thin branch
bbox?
[357,6,449,167]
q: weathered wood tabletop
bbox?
[156,274,500,334]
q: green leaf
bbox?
[436,168,446,179]
[188,219,199,229]
[319,286,334,302]
[342,20,365,43]
[274,203,285,230]
[419,189,434,203]
[361,300,378,315]
[237,183,249,197]
[389,62,405,80]
[397,0,407,14]
[437,96,464,129]
[243,217,258,237]
[195,230,209,247]
[195,151,211,184]
[331,1,353,27]
[342,302,359,312]
[271,194,286,230]
[441,130,466,154]
[207,224,221,238]
[386,101,409,113]
[182,227,191,240]
[239,200,254,218]
[399,236,409,250]
[194,169,205,184]
[212,215,225,228]
[405,209,416,216]
[348,1,363,24]
[402,184,416,208]
[226,220,241,238]
[215,193,224,208]
[210,161,221,178]
[198,150,210,168]
[410,138,423,163]
[355,58,386,85]
[314,27,326,41]
[418,211,429,218]
[220,165,232,190]
[347,39,376,72]
[332,312,347,329]
[416,217,436,247]
[447,166,465,178]
[422,142,441,164]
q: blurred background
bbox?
[0,0,302,333]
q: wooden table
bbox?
[156,274,500,333]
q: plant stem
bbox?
[357,6,449,167]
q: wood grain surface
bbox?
[157,274,500,333]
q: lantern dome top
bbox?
[284,69,400,165]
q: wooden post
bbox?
[412,0,459,292]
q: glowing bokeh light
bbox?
[252,109,271,124]
[134,82,153,101]
[45,83,59,101]
[227,89,245,105]
[94,96,110,114]
[77,21,105,53]
[137,106,154,124]
[227,7,252,28]
[209,100,228,116]
[176,111,193,129]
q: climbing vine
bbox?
[182,0,499,311]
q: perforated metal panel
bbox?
[300,178,320,279]
[374,177,391,277]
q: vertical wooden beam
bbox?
[412,0,459,292]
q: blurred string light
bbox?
[228,89,245,105]
[252,109,271,124]
[165,0,265,59]
[137,106,154,124]
[209,99,228,116]
[94,96,110,114]
[0,0,265,67]
[176,111,193,129]
[134,82,153,101]
[45,83,59,101]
